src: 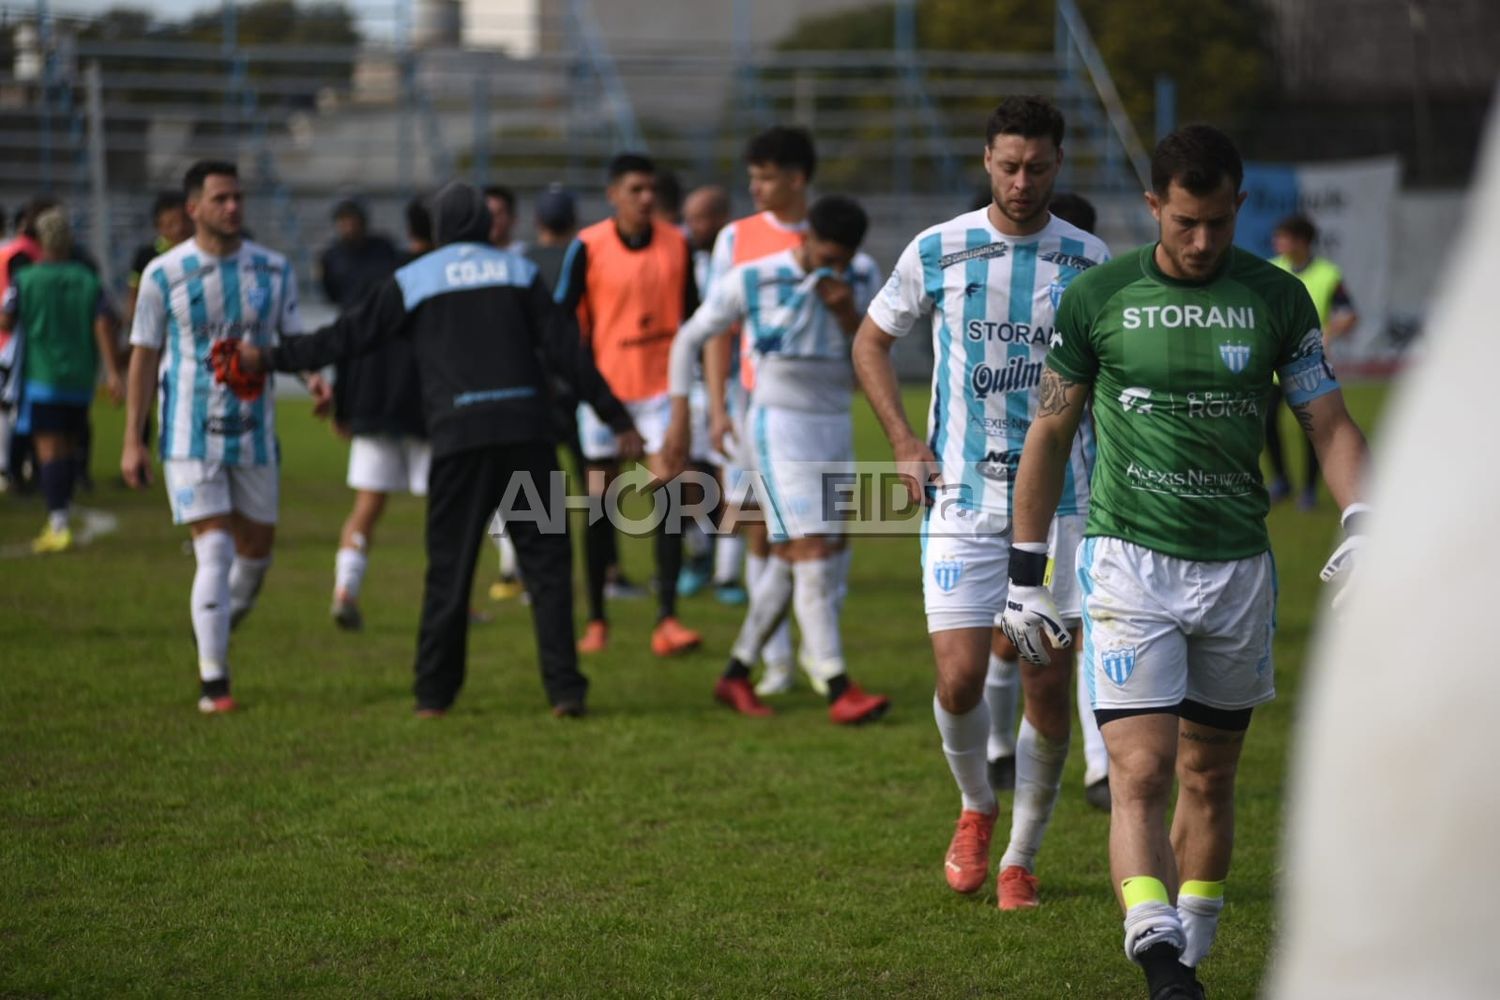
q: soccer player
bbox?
[1267,213,1359,509]
[1000,124,1369,998]
[661,195,890,724]
[853,96,1110,910]
[554,152,702,657]
[984,190,1112,812]
[320,198,417,630]
[0,208,121,551]
[237,181,640,718]
[126,191,192,320]
[705,125,818,692]
[121,160,332,714]
[484,185,523,253]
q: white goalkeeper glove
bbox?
[1319,502,1369,611]
[1000,543,1072,666]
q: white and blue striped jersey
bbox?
[130,237,302,466]
[670,246,879,413]
[866,210,1109,517]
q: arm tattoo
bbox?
[1036,369,1081,418]
[1291,402,1315,435]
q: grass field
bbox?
[0,383,1388,999]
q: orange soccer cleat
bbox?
[944,808,998,894]
[577,620,610,654]
[827,683,890,725]
[650,617,701,657]
[997,865,1040,911]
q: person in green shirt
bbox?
[1000,126,1370,998]
[0,207,121,552]
[1267,213,1360,509]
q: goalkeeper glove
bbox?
[210,338,267,402]
[1319,502,1369,611]
[1000,542,1071,666]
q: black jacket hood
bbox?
[432,181,493,246]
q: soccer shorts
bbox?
[1047,513,1086,623]
[687,383,711,465]
[1078,536,1276,714]
[347,433,430,496]
[920,494,1011,633]
[746,403,853,543]
[164,458,278,526]
[577,393,671,462]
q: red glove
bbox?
[210,339,267,402]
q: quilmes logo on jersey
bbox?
[971,356,1043,399]
[1219,343,1252,374]
[1118,387,1154,415]
[1101,646,1137,686]
[932,558,964,594]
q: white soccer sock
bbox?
[1124,898,1186,962]
[791,555,843,681]
[1000,718,1070,872]
[48,508,69,532]
[335,542,369,600]
[685,519,710,560]
[986,652,1020,760]
[933,694,997,814]
[1078,657,1109,786]
[714,532,745,585]
[730,555,794,664]
[191,530,234,682]
[834,544,852,612]
[747,551,794,666]
[496,533,518,579]
[229,553,272,620]
[1178,881,1226,968]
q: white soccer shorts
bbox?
[746,403,853,543]
[920,494,1011,633]
[577,393,671,462]
[1046,513,1086,622]
[164,458,278,526]
[346,434,430,496]
[1078,536,1276,714]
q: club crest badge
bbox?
[932,558,964,594]
[1102,646,1137,687]
[1219,343,1251,374]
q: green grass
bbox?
[0,384,1388,999]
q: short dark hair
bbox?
[405,195,433,244]
[183,159,238,197]
[151,190,185,219]
[1048,192,1097,234]
[1150,124,1243,197]
[744,125,817,182]
[608,152,656,182]
[1275,213,1317,244]
[482,185,515,212]
[331,198,367,224]
[807,195,868,250]
[985,96,1064,148]
[654,169,683,215]
[19,194,59,238]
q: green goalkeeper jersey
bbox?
[1047,244,1339,561]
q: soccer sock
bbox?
[1000,718,1070,872]
[791,555,844,681]
[229,553,272,621]
[834,544,852,612]
[1078,658,1109,786]
[685,518,710,562]
[985,652,1020,761]
[748,550,794,665]
[933,694,998,814]
[1178,880,1226,968]
[496,532,518,580]
[1122,876,1187,961]
[191,530,234,684]
[730,554,794,664]
[653,490,684,621]
[714,532,745,585]
[335,533,368,600]
[585,513,611,623]
[38,458,73,523]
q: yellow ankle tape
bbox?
[1121,876,1170,909]
[1181,879,1225,900]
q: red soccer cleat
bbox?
[197,695,240,715]
[713,675,774,717]
[828,683,890,725]
[944,808,998,894]
[577,620,609,654]
[651,616,702,657]
[998,865,1040,910]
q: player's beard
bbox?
[1160,236,1228,280]
[991,180,1054,231]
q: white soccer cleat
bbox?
[755,659,796,696]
